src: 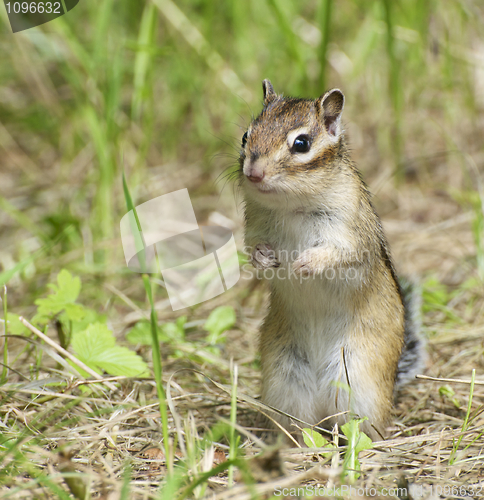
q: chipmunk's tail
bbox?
[396,278,427,388]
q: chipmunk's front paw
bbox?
[251,243,280,269]
[292,248,329,276]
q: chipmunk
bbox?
[239,80,425,441]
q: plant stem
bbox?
[228,362,238,487]
[1,285,8,384]
[449,368,476,465]
[142,274,171,472]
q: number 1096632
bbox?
[5,2,62,14]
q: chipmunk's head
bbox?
[240,79,346,210]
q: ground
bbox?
[1,1,483,498]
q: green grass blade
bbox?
[142,274,171,471]
[121,173,170,470]
[132,2,158,120]
[266,0,307,89]
[381,0,403,179]
[449,369,476,464]
[121,170,147,271]
[228,363,238,487]
[1,286,8,384]
[318,0,333,91]
[122,170,138,226]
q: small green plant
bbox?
[33,269,86,348]
[439,385,460,409]
[127,315,190,359]
[449,369,477,465]
[302,427,337,461]
[127,316,186,345]
[422,276,462,324]
[70,323,149,378]
[303,418,373,482]
[204,305,236,345]
[341,418,373,482]
[28,269,149,379]
[126,305,236,362]
[302,427,329,448]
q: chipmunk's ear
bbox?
[262,79,277,105]
[317,89,345,137]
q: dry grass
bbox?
[2,186,484,498]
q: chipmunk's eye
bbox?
[241,131,248,148]
[292,134,311,153]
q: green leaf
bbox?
[302,428,328,448]
[70,308,107,335]
[341,418,373,454]
[439,385,455,399]
[127,317,187,346]
[204,306,236,344]
[341,418,373,481]
[91,346,149,377]
[72,322,115,353]
[160,316,186,343]
[353,430,372,454]
[126,320,153,345]
[56,269,81,302]
[3,314,29,335]
[439,385,460,408]
[175,315,187,330]
[72,323,149,377]
[34,269,85,323]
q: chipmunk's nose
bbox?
[244,159,266,183]
[246,169,265,183]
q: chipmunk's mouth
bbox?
[244,176,278,195]
[249,183,278,196]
